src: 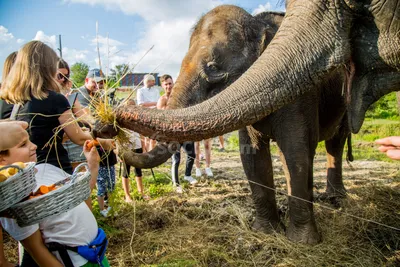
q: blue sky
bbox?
[0,0,284,81]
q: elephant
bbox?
[100,6,353,244]
[94,0,400,244]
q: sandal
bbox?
[139,193,151,201]
[124,197,133,203]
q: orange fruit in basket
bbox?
[0,170,10,180]
[0,173,7,182]
[7,167,18,176]
[0,162,26,180]
[39,185,49,194]
[12,162,26,169]
[29,184,58,199]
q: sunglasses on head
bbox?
[57,73,69,81]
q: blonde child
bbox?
[0,120,62,267]
[0,120,110,266]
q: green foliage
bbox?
[226,131,280,154]
[109,64,131,87]
[227,132,240,151]
[70,62,89,88]
[365,92,399,120]
[315,119,400,162]
[115,64,130,79]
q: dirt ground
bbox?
[3,143,400,266]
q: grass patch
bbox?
[3,121,400,266]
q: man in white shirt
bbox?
[136,74,160,150]
[137,74,160,108]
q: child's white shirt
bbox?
[0,163,98,266]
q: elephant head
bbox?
[111,6,283,168]
[95,1,400,143]
[167,6,283,110]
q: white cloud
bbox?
[33,31,57,49]
[62,47,90,65]
[0,26,15,44]
[0,26,22,80]
[66,0,222,21]
[85,17,194,80]
[16,38,24,44]
[60,1,284,80]
[91,35,124,47]
[252,2,272,15]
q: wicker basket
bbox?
[0,162,36,212]
[8,163,91,227]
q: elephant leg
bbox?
[278,136,321,244]
[239,128,282,233]
[324,127,348,197]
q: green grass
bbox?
[314,118,400,161]
[226,119,400,162]
[115,90,136,102]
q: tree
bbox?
[70,62,89,88]
[114,64,131,81]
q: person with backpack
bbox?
[0,121,109,266]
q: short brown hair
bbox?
[0,41,60,104]
[160,74,172,83]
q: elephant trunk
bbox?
[119,142,175,169]
[101,1,352,142]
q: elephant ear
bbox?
[254,11,285,55]
[346,1,400,133]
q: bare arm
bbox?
[72,99,91,122]
[59,110,93,146]
[21,230,63,267]
[83,140,100,190]
[156,96,168,110]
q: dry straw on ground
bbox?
[3,136,399,267]
[102,151,399,266]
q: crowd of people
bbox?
[0,39,398,266]
[0,40,226,266]
[0,41,111,266]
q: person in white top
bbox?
[0,122,109,266]
[136,74,160,151]
[0,120,62,267]
[136,74,160,108]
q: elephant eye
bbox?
[207,61,219,71]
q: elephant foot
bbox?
[252,217,285,234]
[317,188,346,208]
[325,184,347,197]
[286,221,321,245]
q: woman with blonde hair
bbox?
[0,40,111,174]
[0,51,17,119]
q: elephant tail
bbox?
[346,133,354,163]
